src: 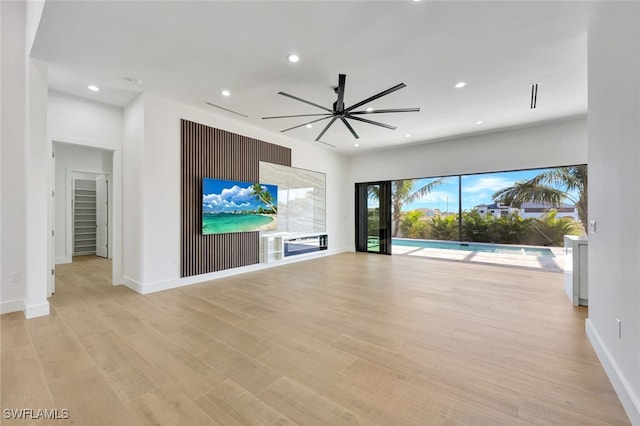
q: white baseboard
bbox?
[24,301,50,319]
[120,275,143,294]
[0,299,24,315]
[586,319,639,424]
[55,256,71,265]
[136,247,349,295]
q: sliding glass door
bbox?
[355,182,392,254]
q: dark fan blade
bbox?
[280,116,333,133]
[350,107,420,114]
[315,116,338,141]
[340,117,359,139]
[278,92,333,113]
[334,74,346,113]
[345,83,407,113]
[346,114,397,130]
[262,113,332,120]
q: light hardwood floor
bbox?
[1,253,630,425]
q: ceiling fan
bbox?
[262,74,420,147]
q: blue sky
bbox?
[402,168,568,212]
[202,178,277,213]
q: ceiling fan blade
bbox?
[262,113,333,120]
[350,107,420,115]
[347,114,397,130]
[278,92,333,113]
[315,116,338,141]
[340,117,359,139]
[334,74,346,113]
[280,116,333,133]
[345,83,407,113]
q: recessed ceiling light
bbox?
[287,54,300,63]
[305,124,312,128]
[221,90,231,97]
[476,120,484,125]
[366,107,373,112]
[454,82,467,89]
[88,85,100,92]
[354,143,359,147]
[123,77,143,86]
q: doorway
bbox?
[51,142,115,295]
[355,181,392,254]
[71,173,108,258]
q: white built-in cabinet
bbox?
[564,235,588,306]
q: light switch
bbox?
[589,220,597,234]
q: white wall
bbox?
[0,0,27,314]
[47,91,124,284]
[48,90,123,146]
[132,94,349,292]
[54,143,113,263]
[122,95,144,284]
[348,117,587,183]
[586,3,640,423]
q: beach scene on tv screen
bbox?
[202,178,278,235]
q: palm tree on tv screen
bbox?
[250,184,277,214]
[492,165,588,226]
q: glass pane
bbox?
[367,184,381,252]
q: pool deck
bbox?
[392,243,565,272]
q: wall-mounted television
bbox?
[202,178,278,235]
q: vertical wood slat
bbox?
[180,119,291,277]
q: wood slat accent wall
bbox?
[181,119,291,277]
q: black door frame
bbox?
[355,181,392,255]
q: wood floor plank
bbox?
[0,345,57,425]
[124,328,225,400]
[259,376,375,426]
[195,378,294,425]
[24,313,95,380]
[1,253,630,425]
[1,312,31,351]
[47,367,140,426]
[128,386,219,426]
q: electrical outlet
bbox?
[9,272,19,283]
[616,319,622,338]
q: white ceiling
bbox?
[32,1,593,154]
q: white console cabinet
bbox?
[262,233,327,263]
[564,235,588,306]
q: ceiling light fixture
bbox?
[221,90,231,97]
[405,134,411,138]
[123,77,143,86]
[366,107,374,112]
[88,85,100,92]
[306,124,312,128]
[476,121,483,125]
[287,54,300,63]
[354,143,359,147]
[454,82,467,89]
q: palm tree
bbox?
[391,178,446,237]
[492,165,587,226]
[250,184,277,214]
[367,178,447,237]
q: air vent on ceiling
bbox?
[205,102,248,118]
[530,83,539,109]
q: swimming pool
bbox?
[392,238,555,257]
